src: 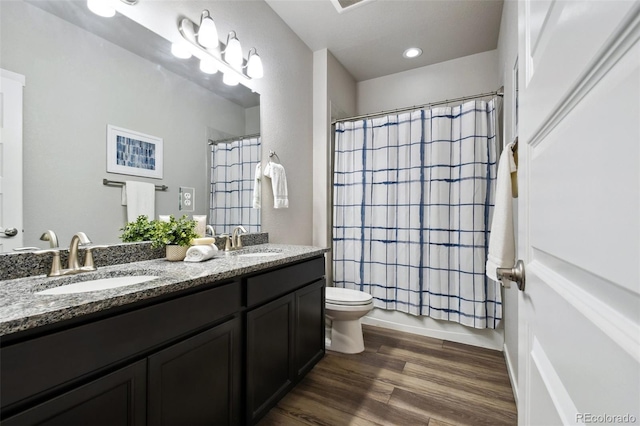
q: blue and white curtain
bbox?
[333,100,501,329]
[210,136,261,234]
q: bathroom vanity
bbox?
[0,244,327,425]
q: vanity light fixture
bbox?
[224,31,243,71]
[222,72,239,86]
[176,11,264,83]
[87,0,116,17]
[197,10,219,49]
[199,58,218,75]
[403,47,423,59]
[170,42,192,59]
[245,48,264,79]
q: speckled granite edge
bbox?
[0,243,329,336]
[0,232,269,281]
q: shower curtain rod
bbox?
[331,88,504,124]
[208,132,261,145]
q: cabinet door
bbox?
[2,360,146,426]
[295,279,325,377]
[147,317,241,426]
[246,293,295,424]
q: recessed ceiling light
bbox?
[403,47,422,59]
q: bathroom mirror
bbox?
[0,0,261,252]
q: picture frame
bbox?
[107,125,163,179]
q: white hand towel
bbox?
[184,244,219,262]
[122,181,155,223]
[253,163,262,209]
[486,142,517,283]
[263,162,289,209]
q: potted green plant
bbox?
[150,215,199,261]
[119,215,156,242]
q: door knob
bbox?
[0,227,18,237]
[496,259,526,291]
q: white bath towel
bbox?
[263,161,289,209]
[184,244,219,262]
[486,142,517,284]
[122,181,155,223]
[253,163,262,209]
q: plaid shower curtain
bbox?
[333,100,501,329]
[210,136,261,235]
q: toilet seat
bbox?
[326,287,373,306]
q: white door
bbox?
[0,69,25,252]
[517,1,639,425]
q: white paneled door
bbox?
[517,1,639,425]
[0,69,25,252]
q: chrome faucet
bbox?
[206,225,216,237]
[231,226,247,249]
[40,230,59,248]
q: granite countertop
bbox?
[0,244,328,337]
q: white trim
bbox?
[361,315,503,351]
[531,337,578,426]
[0,69,26,86]
[529,257,640,363]
[503,342,519,405]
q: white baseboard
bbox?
[361,315,503,351]
[503,342,519,404]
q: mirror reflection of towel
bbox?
[263,162,288,209]
[122,181,155,222]
[253,163,261,209]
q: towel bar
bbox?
[102,178,168,191]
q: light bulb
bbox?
[197,10,219,49]
[199,58,218,75]
[171,42,192,59]
[403,47,422,59]
[224,33,243,70]
[87,0,115,17]
[222,72,239,86]
[246,50,263,79]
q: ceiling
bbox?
[265,0,504,82]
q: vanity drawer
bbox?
[1,281,241,411]
[246,256,325,308]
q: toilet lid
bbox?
[326,287,373,306]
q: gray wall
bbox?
[1,0,314,248]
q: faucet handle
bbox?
[34,249,63,277]
[219,234,232,252]
[81,245,108,271]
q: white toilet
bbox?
[325,287,374,354]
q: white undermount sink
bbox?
[237,252,281,258]
[36,275,159,295]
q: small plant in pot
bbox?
[150,215,199,261]
[119,215,156,243]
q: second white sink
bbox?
[237,252,281,258]
[36,276,159,295]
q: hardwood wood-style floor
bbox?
[258,325,517,426]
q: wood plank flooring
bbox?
[258,325,517,426]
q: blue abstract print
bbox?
[116,136,156,170]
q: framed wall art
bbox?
[107,125,163,179]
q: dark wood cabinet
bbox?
[2,360,146,426]
[295,279,325,377]
[245,258,326,425]
[1,255,325,425]
[246,293,295,423]
[148,316,241,426]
